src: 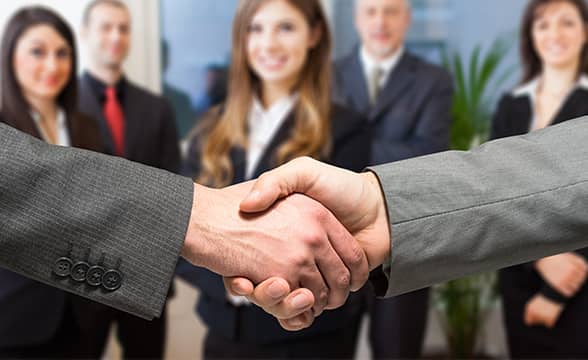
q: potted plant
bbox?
[432,36,514,358]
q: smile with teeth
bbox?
[257,55,288,70]
[544,43,568,54]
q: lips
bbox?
[256,55,288,71]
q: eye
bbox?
[56,47,71,60]
[534,19,549,31]
[248,23,263,34]
[30,47,45,58]
[278,22,295,32]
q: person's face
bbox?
[532,1,587,70]
[13,24,72,104]
[355,0,411,61]
[246,0,321,92]
[82,4,130,69]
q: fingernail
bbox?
[291,294,311,309]
[267,280,287,299]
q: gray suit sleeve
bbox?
[0,123,193,319]
[369,117,588,297]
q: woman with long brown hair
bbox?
[0,6,103,358]
[491,0,588,357]
[182,0,370,358]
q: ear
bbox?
[309,24,323,49]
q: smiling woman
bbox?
[180,0,371,358]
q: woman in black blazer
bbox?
[0,6,104,358]
[182,0,370,358]
[491,0,588,358]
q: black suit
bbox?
[78,72,180,358]
[0,111,104,358]
[492,85,588,358]
[182,103,370,359]
[334,49,453,359]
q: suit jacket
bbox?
[369,116,588,298]
[78,73,180,173]
[491,86,588,351]
[0,123,192,323]
[0,112,103,347]
[182,103,370,344]
[333,49,453,165]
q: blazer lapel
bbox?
[342,52,371,115]
[250,112,295,179]
[369,53,415,121]
[121,82,141,158]
[230,147,247,183]
[80,77,116,153]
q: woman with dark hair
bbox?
[491,0,588,357]
[182,0,370,358]
[0,6,103,358]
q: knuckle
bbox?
[336,271,351,290]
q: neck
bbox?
[260,82,292,109]
[87,62,123,86]
[27,96,58,122]
[540,65,578,96]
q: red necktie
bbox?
[103,86,125,156]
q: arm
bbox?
[371,71,453,164]
[233,116,588,328]
[0,124,368,318]
[0,123,192,320]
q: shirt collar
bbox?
[30,107,70,146]
[360,45,405,76]
[512,74,588,98]
[83,71,126,101]
[249,93,299,125]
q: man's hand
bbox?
[181,181,369,314]
[524,294,564,328]
[223,157,392,328]
[225,277,316,331]
[535,253,588,297]
[240,157,391,269]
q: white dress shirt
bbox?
[31,108,70,146]
[246,93,299,179]
[511,74,588,131]
[360,46,405,96]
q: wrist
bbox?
[181,183,212,267]
[362,171,391,269]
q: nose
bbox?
[44,54,59,73]
[258,29,279,51]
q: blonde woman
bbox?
[182,0,370,358]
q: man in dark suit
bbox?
[77,0,180,358]
[333,0,453,358]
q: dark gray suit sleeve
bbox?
[369,117,588,297]
[0,123,193,320]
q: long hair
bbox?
[199,0,332,187]
[0,6,78,133]
[520,0,588,83]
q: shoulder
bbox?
[125,80,171,109]
[405,53,452,84]
[333,51,358,73]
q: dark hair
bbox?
[0,6,77,132]
[520,0,588,83]
[82,0,128,26]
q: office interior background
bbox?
[0,0,550,358]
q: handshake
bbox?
[180,156,392,331]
